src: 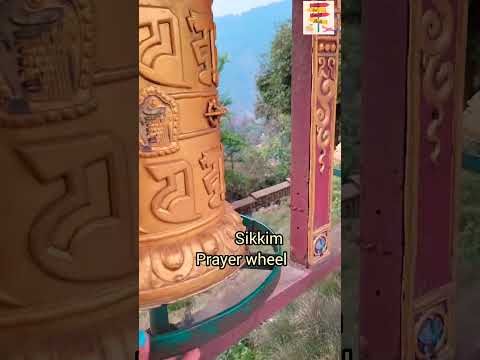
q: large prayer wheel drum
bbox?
[0,0,137,357]
[139,0,247,307]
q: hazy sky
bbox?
[212,0,284,17]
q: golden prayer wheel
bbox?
[139,0,247,307]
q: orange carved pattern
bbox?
[138,0,246,306]
[314,41,338,173]
[187,9,219,86]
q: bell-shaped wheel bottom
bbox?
[139,205,247,308]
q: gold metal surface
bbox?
[138,0,246,307]
[0,0,138,357]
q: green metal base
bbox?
[148,216,282,358]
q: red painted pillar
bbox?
[291,0,314,266]
[360,0,409,357]
[360,1,468,358]
[291,0,340,267]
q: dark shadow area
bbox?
[457,2,480,358]
[341,0,361,358]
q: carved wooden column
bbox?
[402,1,468,358]
[138,0,246,307]
[291,0,340,266]
[307,0,341,265]
[361,0,468,358]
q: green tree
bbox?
[222,130,247,172]
[218,52,229,74]
[219,53,248,173]
[256,21,292,120]
[218,53,257,199]
[254,21,293,183]
[255,19,346,182]
[218,53,233,109]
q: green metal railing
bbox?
[148,216,282,359]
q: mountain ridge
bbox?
[215,0,292,117]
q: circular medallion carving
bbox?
[314,235,328,257]
[415,306,448,358]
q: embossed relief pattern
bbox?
[17,134,136,282]
[187,9,218,86]
[139,86,180,157]
[314,40,338,174]
[138,0,246,306]
[0,0,97,127]
[402,0,465,358]
[140,208,243,287]
[308,0,340,264]
[139,6,190,88]
[0,1,139,357]
[421,0,454,164]
[147,160,200,224]
[199,146,226,209]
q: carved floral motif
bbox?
[314,43,337,173]
[421,0,454,164]
[307,0,340,266]
[401,0,464,357]
[139,206,244,295]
